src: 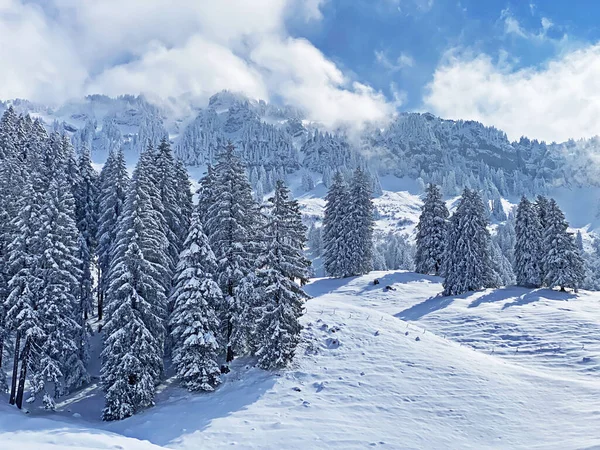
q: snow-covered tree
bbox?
[254,181,310,369]
[345,168,374,276]
[491,197,507,221]
[491,240,515,286]
[415,184,448,275]
[307,224,322,257]
[323,172,350,277]
[32,175,88,405]
[301,171,315,192]
[196,164,218,229]
[514,196,543,288]
[74,147,98,320]
[442,189,497,296]
[541,199,585,292]
[493,217,516,267]
[101,156,168,421]
[205,143,261,362]
[96,148,129,320]
[4,168,44,408]
[169,213,222,391]
[380,233,415,271]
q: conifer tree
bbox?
[255,181,309,369]
[96,148,129,320]
[205,143,260,362]
[442,189,497,296]
[323,172,350,277]
[196,164,218,229]
[345,168,374,276]
[514,196,543,287]
[4,164,44,407]
[415,184,449,275]
[74,147,99,319]
[32,176,88,405]
[536,195,550,230]
[541,199,585,292]
[169,213,222,391]
[174,158,193,243]
[491,197,507,221]
[101,157,168,421]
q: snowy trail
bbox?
[2,270,600,449]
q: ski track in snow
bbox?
[1,270,600,449]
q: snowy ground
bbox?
[2,270,599,449]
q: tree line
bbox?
[415,184,584,295]
[0,107,310,420]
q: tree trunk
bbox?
[98,291,103,321]
[9,331,20,405]
[225,281,234,363]
[97,266,102,319]
[226,320,234,362]
[15,335,31,410]
[0,334,4,370]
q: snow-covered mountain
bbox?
[3,91,600,200]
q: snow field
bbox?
[2,270,599,449]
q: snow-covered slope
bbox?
[2,271,599,449]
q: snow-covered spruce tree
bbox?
[491,197,507,221]
[381,232,415,271]
[0,107,18,160]
[4,168,44,407]
[491,240,515,286]
[0,149,23,387]
[254,180,310,369]
[151,138,183,277]
[136,143,172,301]
[74,146,99,320]
[541,199,585,292]
[101,157,168,421]
[323,172,350,277]
[301,171,315,192]
[96,148,129,320]
[307,224,322,257]
[442,189,497,296]
[415,183,449,275]
[493,217,516,267]
[514,196,543,288]
[205,143,261,362]
[576,231,584,253]
[169,213,222,391]
[31,175,88,405]
[345,168,374,277]
[536,195,551,230]
[151,140,193,353]
[174,158,193,244]
[196,164,218,230]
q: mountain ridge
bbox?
[1,91,599,198]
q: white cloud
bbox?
[423,45,600,142]
[375,50,415,71]
[0,0,390,128]
[541,17,553,32]
[501,9,528,38]
[501,8,561,42]
[253,38,394,127]
[0,0,88,102]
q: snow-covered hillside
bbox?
[2,271,599,449]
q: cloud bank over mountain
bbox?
[0,0,393,128]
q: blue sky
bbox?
[2,0,600,142]
[291,0,599,111]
